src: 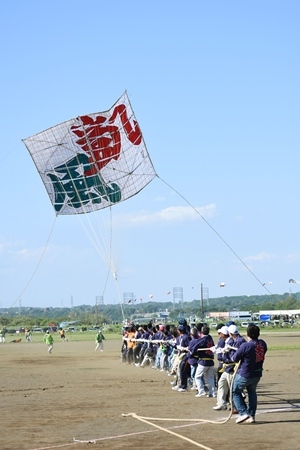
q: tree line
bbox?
[1,292,299,327]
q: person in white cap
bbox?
[215,325,228,383]
[95,329,106,352]
[213,324,246,411]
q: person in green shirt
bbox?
[95,330,105,352]
[43,330,54,354]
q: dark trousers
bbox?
[179,356,191,389]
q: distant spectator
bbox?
[0,328,6,343]
[59,328,67,342]
[25,328,32,343]
[43,330,54,354]
[95,330,106,352]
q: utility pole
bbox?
[95,296,100,325]
[200,283,204,319]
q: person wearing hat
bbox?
[215,324,227,383]
[213,325,246,411]
[43,330,54,354]
[232,324,267,424]
[95,329,106,352]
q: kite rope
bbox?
[122,362,240,448]
[122,413,217,449]
[100,207,118,299]
[9,215,57,309]
[76,211,113,271]
[76,212,125,323]
[157,175,272,295]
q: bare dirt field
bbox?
[1,332,300,450]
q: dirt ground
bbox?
[1,332,300,450]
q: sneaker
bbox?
[213,405,227,410]
[236,414,249,424]
[134,363,140,367]
[195,393,206,398]
[170,381,176,386]
[245,416,255,424]
[151,366,157,369]
[207,393,217,398]
[190,386,198,390]
[172,385,179,390]
[178,388,187,392]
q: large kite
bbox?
[23,92,156,215]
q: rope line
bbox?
[121,362,240,447]
[9,215,57,309]
[79,206,125,323]
[157,175,272,295]
[123,413,216,449]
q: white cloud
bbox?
[114,204,217,227]
[0,238,58,264]
[0,238,24,256]
[285,253,300,262]
[243,252,274,262]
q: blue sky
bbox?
[1,1,300,309]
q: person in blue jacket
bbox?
[232,323,267,424]
[191,325,215,398]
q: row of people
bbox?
[122,320,267,424]
[0,328,33,343]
